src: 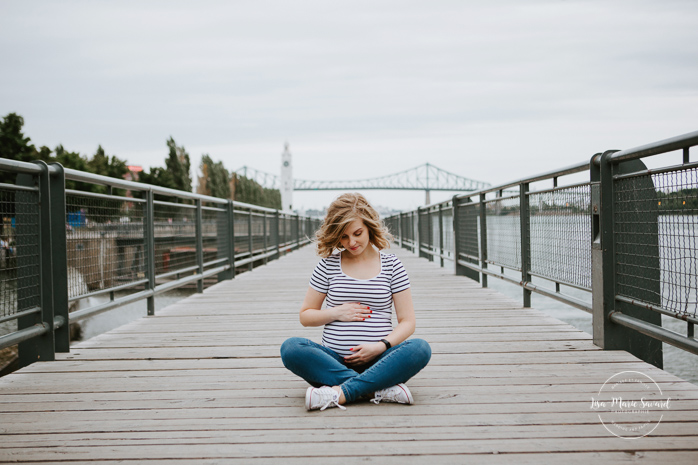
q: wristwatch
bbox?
[380,339,391,349]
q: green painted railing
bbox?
[0,160,321,368]
[386,130,698,368]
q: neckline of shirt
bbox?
[338,251,385,281]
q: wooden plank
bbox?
[0,245,696,463]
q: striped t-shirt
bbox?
[309,251,411,356]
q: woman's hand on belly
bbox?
[343,342,385,366]
[331,302,372,322]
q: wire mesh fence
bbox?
[485,195,521,270]
[418,209,431,251]
[529,184,592,290]
[202,204,227,268]
[442,207,454,258]
[65,192,146,299]
[251,212,266,254]
[616,167,698,318]
[153,201,197,277]
[0,158,322,365]
[456,201,480,261]
[1,186,41,322]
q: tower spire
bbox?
[281,143,293,212]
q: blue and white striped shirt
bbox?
[309,252,411,356]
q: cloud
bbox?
[1,0,697,209]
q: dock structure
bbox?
[1,245,698,463]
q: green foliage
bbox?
[0,113,283,214]
[139,137,193,193]
[166,137,192,192]
[657,189,698,213]
[0,113,51,184]
[232,173,281,209]
[198,154,230,199]
[54,145,88,190]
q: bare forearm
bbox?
[384,318,415,347]
[299,308,337,327]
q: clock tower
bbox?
[281,143,293,212]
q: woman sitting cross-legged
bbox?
[280,192,431,411]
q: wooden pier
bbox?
[1,246,698,463]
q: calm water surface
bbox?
[485,277,698,386]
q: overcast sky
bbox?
[1,0,697,211]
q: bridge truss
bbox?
[234,163,491,204]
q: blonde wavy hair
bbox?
[315,193,393,258]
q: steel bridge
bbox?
[234,163,491,204]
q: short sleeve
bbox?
[390,256,411,294]
[309,258,329,294]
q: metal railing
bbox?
[386,130,698,368]
[0,159,321,368]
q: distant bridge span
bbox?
[234,163,490,204]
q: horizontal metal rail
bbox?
[65,188,146,203]
[385,130,698,368]
[606,129,698,164]
[455,161,588,200]
[613,160,698,181]
[0,158,322,364]
[0,158,43,174]
[0,307,41,325]
[610,311,698,356]
[458,259,591,313]
[615,295,698,326]
[0,323,49,349]
[67,279,150,303]
[0,182,38,192]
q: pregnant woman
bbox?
[280,193,431,411]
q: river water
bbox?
[485,277,698,385]
[74,289,196,341]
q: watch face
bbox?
[283,161,289,167]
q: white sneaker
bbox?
[305,386,346,411]
[371,383,414,405]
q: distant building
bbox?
[281,144,293,212]
[124,165,143,198]
[125,165,142,182]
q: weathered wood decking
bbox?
[1,246,698,464]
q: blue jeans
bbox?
[280,337,431,403]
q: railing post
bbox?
[247,209,253,271]
[452,196,463,276]
[218,200,235,281]
[428,209,434,262]
[591,152,663,367]
[274,210,281,260]
[296,213,301,249]
[17,161,56,366]
[263,212,268,264]
[398,213,403,249]
[438,204,444,267]
[195,199,204,293]
[144,189,156,316]
[49,163,69,353]
[479,193,488,289]
[417,207,427,259]
[520,182,531,308]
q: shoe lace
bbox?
[370,390,386,404]
[318,389,346,411]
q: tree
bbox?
[231,173,281,209]
[139,137,192,193]
[197,154,230,199]
[165,137,192,192]
[0,113,51,184]
[87,145,128,179]
[54,145,88,190]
